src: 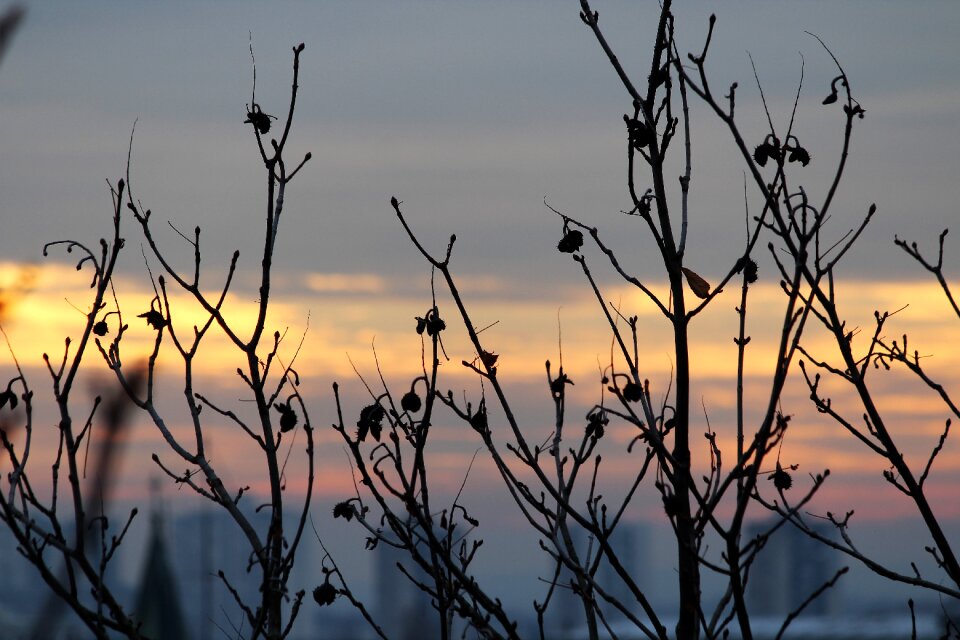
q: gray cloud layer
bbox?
[2,2,958,291]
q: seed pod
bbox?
[401,390,422,414]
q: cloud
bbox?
[3,257,958,522]
[0,261,39,324]
[305,272,386,295]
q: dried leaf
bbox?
[244,104,276,134]
[274,402,298,433]
[332,501,355,521]
[550,372,574,396]
[681,267,711,299]
[312,582,337,606]
[0,389,16,411]
[427,317,445,336]
[356,403,385,442]
[479,350,499,369]
[585,408,607,440]
[624,116,653,150]
[469,399,488,435]
[138,309,166,330]
[622,381,642,402]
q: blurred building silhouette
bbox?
[551,522,648,634]
[745,518,837,616]
[167,502,325,639]
[133,506,190,640]
[375,524,441,640]
[597,522,646,622]
[0,524,43,632]
[167,505,254,639]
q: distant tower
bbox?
[745,518,836,616]
[133,478,190,640]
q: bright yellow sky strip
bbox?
[1,260,958,520]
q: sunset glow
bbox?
[2,259,958,522]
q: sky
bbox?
[1,0,960,625]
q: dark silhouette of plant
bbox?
[2,4,959,640]
[0,176,149,638]
[106,43,316,640]
[1,43,316,640]
[332,3,959,640]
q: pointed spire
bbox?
[134,477,190,640]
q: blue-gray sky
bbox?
[2,1,959,291]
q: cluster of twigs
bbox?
[327,3,959,640]
[1,44,316,640]
[0,177,147,638]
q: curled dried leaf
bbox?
[479,350,499,370]
[622,381,642,402]
[138,309,166,330]
[469,399,489,436]
[557,229,584,254]
[356,403,385,442]
[274,401,298,433]
[244,104,276,134]
[312,581,337,606]
[332,501,355,521]
[681,267,711,299]
[0,388,17,411]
